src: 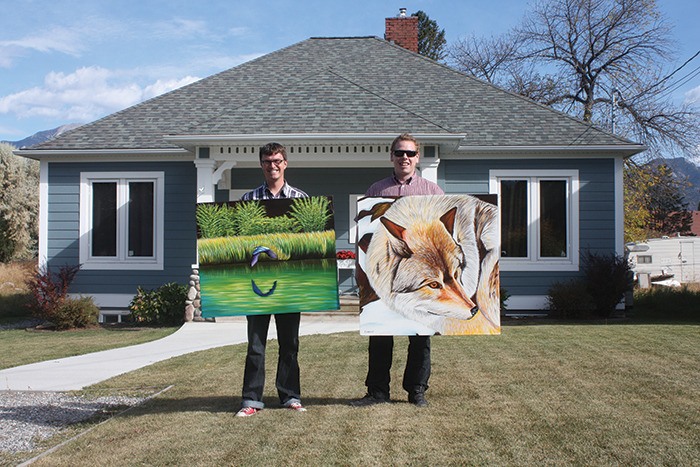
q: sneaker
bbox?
[408,392,428,408]
[235,407,260,417]
[288,402,307,412]
[349,394,390,407]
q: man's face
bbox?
[391,139,419,179]
[261,151,287,184]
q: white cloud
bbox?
[0,26,86,67]
[0,66,201,123]
[151,18,208,38]
[685,85,700,105]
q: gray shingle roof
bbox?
[35,36,639,151]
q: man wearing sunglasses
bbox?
[236,142,308,418]
[351,133,443,408]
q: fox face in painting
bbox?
[361,195,499,335]
[367,207,479,330]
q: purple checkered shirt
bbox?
[365,173,444,197]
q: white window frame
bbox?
[490,169,579,271]
[80,172,165,270]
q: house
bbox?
[626,236,700,285]
[16,10,645,318]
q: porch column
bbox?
[420,159,441,185]
[194,159,217,203]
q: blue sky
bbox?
[1,0,698,142]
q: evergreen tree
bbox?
[413,10,447,62]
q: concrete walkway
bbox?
[0,314,359,392]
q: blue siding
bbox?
[47,161,197,295]
[441,158,617,296]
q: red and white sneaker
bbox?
[235,407,260,417]
[288,402,307,412]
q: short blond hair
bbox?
[390,133,419,154]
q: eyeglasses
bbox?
[392,150,418,158]
[261,158,285,166]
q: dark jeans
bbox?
[241,312,301,409]
[365,335,431,399]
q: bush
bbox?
[52,296,99,330]
[129,282,187,326]
[581,251,634,318]
[547,279,596,319]
[632,285,700,322]
[500,287,510,313]
[26,264,80,323]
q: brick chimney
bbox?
[384,8,418,53]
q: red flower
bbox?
[336,250,356,260]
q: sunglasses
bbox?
[392,150,418,158]
[261,158,285,166]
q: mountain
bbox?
[649,157,700,211]
[2,124,82,149]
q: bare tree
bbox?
[450,0,700,160]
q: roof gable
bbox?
[34,37,641,152]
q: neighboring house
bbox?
[16,11,645,316]
[626,236,700,285]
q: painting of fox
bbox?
[356,195,500,336]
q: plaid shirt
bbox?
[241,181,308,200]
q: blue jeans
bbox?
[365,335,431,399]
[241,313,301,409]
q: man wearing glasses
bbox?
[351,133,443,408]
[236,142,308,417]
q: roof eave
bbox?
[455,144,647,158]
[14,147,192,161]
[163,133,466,151]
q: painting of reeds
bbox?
[197,196,340,317]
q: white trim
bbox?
[79,171,165,270]
[38,161,49,270]
[420,159,441,185]
[456,145,644,157]
[15,148,191,161]
[505,295,549,310]
[614,157,624,257]
[348,194,362,244]
[166,132,465,145]
[490,169,579,272]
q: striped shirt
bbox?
[365,173,444,197]
[241,181,308,200]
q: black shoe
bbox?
[349,394,390,407]
[408,392,428,407]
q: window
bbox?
[490,170,579,271]
[637,255,652,264]
[80,172,164,270]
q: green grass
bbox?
[8,322,699,466]
[0,326,178,370]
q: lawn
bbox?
[0,261,179,369]
[6,322,699,466]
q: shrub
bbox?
[632,285,700,322]
[500,287,510,313]
[52,296,99,330]
[289,196,332,233]
[26,264,80,323]
[547,279,596,319]
[129,282,187,326]
[581,251,634,318]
